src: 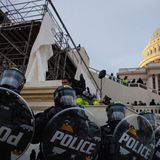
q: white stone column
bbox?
[147,75,153,89]
[155,74,159,93]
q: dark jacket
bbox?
[32,106,70,160]
[32,106,62,144]
[98,124,118,160]
[98,121,130,160]
[0,146,11,160]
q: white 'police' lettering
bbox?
[0,126,24,146]
[119,132,151,159]
[50,130,96,154]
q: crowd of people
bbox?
[131,100,147,106]
[131,99,159,106]
[109,73,145,86]
[63,72,160,108]
[109,73,160,106]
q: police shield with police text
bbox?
[113,114,155,160]
[41,107,101,160]
[0,68,34,160]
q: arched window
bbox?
[154,48,156,53]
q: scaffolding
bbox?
[0,0,99,90]
[0,0,67,76]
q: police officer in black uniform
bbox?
[32,85,82,159]
[0,67,26,160]
[98,103,126,160]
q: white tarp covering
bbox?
[25,12,56,82]
[75,62,98,96]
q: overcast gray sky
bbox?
[53,0,160,75]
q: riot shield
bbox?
[113,114,155,160]
[152,126,160,159]
[0,87,34,159]
[41,107,101,160]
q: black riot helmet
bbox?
[53,85,76,107]
[139,111,156,129]
[106,103,126,125]
[0,68,26,94]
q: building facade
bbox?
[118,28,160,95]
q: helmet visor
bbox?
[60,95,76,106]
[55,89,76,106]
[109,111,125,121]
[108,104,125,121]
[0,69,25,92]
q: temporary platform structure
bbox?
[0,0,99,95]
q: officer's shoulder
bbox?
[72,104,85,109]
[34,106,58,119]
[46,106,63,119]
[44,106,54,113]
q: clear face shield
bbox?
[55,89,76,107]
[142,113,156,129]
[107,104,125,122]
[137,115,153,134]
[0,69,25,93]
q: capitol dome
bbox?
[150,28,160,42]
[139,28,160,68]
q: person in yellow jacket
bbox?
[92,98,100,105]
[122,76,129,85]
[76,95,89,106]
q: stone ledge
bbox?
[20,80,61,108]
